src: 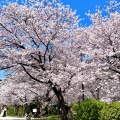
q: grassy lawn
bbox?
[33,115,60,120]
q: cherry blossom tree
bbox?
[83,0,120,101]
[0,74,50,116]
[0,1,119,119]
[0,0,84,119]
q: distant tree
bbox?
[84,0,120,101]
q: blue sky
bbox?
[61,0,108,25]
[0,0,112,79]
[0,70,6,80]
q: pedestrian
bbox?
[0,106,4,117]
[3,105,7,117]
[1,105,7,117]
[26,112,31,120]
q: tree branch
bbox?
[21,64,48,84]
[109,66,120,74]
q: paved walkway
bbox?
[0,116,25,119]
[0,116,43,120]
[0,116,28,120]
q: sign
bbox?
[33,109,37,113]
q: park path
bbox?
[0,116,43,120]
[0,116,26,120]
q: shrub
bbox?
[100,102,120,120]
[75,99,105,120]
[48,105,59,115]
[7,106,14,116]
[72,103,79,112]
[18,106,23,116]
[0,106,1,113]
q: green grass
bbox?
[33,118,60,120]
[33,115,60,120]
[47,115,60,119]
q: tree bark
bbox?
[52,86,68,120]
[82,83,85,101]
[14,105,18,116]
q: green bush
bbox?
[0,106,1,113]
[7,106,14,116]
[100,102,120,120]
[48,105,59,115]
[72,103,79,112]
[18,106,23,116]
[75,99,105,120]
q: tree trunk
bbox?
[14,105,18,116]
[52,86,68,120]
[82,83,85,101]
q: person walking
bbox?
[26,112,31,120]
[1,105,7,117]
